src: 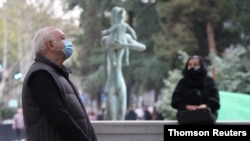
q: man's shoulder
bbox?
[29,62,55,73]
[24,62,54,80]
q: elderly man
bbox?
[22,27,97,141]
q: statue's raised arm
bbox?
[101,6,146,66]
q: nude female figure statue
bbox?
[101,7,146,120]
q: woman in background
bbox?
[171,55,220,124]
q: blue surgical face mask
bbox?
[62,39,74,59]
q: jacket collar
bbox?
[34,54,72,77]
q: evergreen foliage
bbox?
[155,51,189,119]
[212,46,250,93]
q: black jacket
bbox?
[22,55,97,141]
[171,76,220,118]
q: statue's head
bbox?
[111,7,126,24]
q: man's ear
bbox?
[45,40,55,51]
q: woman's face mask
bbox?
[186,58,203,78]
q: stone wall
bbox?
[1,121,247,141]
[92,121,177,141]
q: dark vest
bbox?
[22,60,97,141]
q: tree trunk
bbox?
[154,89,160,102]
[206,21,216,54]
[206,21,217,80]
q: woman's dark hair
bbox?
[182,55,208,76]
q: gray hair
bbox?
[32,27,58,55]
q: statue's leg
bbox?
[106,88,118,120]
[117,83,127,120]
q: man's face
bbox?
[48,29,66,59]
